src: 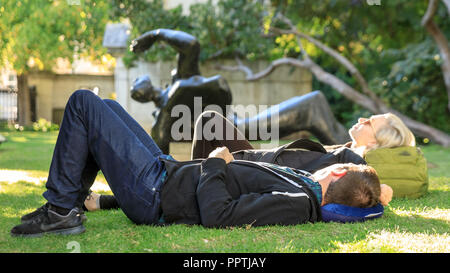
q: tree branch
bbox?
[442,0,450,15]
[216,56,450,146]
[215,57,309,81]
[272,14,385,111]
[422,0,450,111]
[214,13,450,146]
[421,0,439,26]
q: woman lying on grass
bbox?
[11,90,390,237]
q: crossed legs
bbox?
[43,90,167,224]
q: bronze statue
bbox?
[130,29,350,153]
[232,90,350,145]
[130,29,232,153]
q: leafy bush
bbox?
[109,0,450,135]
[110,0,274,66]
[370,39,450,134]
[2,118,60,132]
[32,118,60,132]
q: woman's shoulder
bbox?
[323,141,353,152]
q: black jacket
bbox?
[159,157,322,228]
[232,139,366,173]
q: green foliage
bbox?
[272,0,450,132]
[110,0,274,66]
[371,39,450,134]
[110,0,187,65]
[189,0,274,61]
[2,118,59,132]
[0,0,111,73]
[110,0,450,133]
[32,118,59,132]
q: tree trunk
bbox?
[425,21,450,111]
[442,0,450,14]
[422,0,450,111]
[17,73,31,126]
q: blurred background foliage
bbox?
[90,0,450,135]
[0,0,111,73]
[110,0,275,64]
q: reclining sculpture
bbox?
[130,29,350,153]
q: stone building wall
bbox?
[28,72,114,124]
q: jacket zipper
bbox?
[232,160,306,190]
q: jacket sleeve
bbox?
[196,158,312,228]
[333,147,367,165]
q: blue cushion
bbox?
[321,203,384,223]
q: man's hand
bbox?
[208,147,234,164]
[380,184,393,206]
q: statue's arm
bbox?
[130,28,199,55]
[131,28,201,79]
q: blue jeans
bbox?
[43,89,169,225]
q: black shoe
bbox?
[21,203,87,224]
[11,206,85,238]
[20,203,50,223]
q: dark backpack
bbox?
[232,139,366,173]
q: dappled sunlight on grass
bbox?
[0,169,111,192]
[0,180,44,196]
[0,169,48,185]
[332,229,450,253]
[0,182,46,221]
[275,240,297,253]
[1,207,24,219]
[9,137,29,143]
[91,181,111,192]
[1,131,449,252]
[429,177,450,190]
[43,139,58,144]
[391,206,450,221]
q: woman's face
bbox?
[349,114,388,147]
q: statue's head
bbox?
[130,75,160,103]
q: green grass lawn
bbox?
[0,131,448,253]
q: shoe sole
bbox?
[11,225,86,238]
[21,214,88,224]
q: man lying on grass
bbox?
[11,90,390,237]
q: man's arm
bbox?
[196,148,312,227]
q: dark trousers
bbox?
[191,111,254,159]
[43,90,168,225]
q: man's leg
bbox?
[103,99,163,156]
[46,90,167,224]
[191,111,254,159]
[14,90,166,236]
[84,99,162,211]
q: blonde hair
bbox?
[370,113,416,151]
